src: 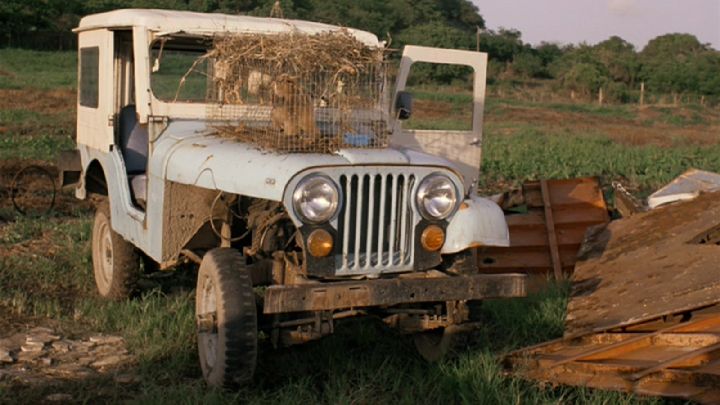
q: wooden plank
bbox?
[540,179,563,279]
[565,191,720,338]
[477,247,580,269]
[629,341,720,380]
[548,315,720,368]
[506,311,720,403]
[506,208,608,227]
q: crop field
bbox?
[2,48,719,404]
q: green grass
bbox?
[1,49,714,403]
[0,216,662,404]
[0,49,76,90]
[0,109,75,161]
[480,127,720,194]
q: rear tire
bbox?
[196,248,257,388]
[91,201,140,299]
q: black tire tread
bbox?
[197,248,257,388]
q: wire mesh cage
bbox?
[194,31,390,153]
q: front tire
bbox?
[91,201,140,299]
[196,248,257,388]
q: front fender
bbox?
[441,195,509,254]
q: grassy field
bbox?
[2,48,719,403]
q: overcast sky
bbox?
[473,0,720,51]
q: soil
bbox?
[487,104,720,147]
[0,159,92,222]
[0,88,75,115]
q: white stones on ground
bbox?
[51,340,71,353]
[28,327,54,335]
[113,373,139,384]
[0,349,14,364]
[91,354,128,369]
[45,393,73,402]
[20,341,44,352]
[89,335,124,345]
[26,332,60,345]
[16,350,43,362]
[0,334,26,352]
[1,328,133,384]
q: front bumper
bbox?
[263,273,527,314]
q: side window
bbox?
[80,47,100,108]
[402,62,474,131]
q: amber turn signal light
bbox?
[421,225,445,252]
[307,229,334,257]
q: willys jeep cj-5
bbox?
[61,9,527,387]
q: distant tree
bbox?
[535,42,563,67]
[594,36,639,85]
[640,33,710,95]
[479,28,524,63]
[560,62,605,96]
[397,21,475,84]
[694,51,720,96]
[511,51,543,79]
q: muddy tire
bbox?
[92,201,140,299]
[196,248,257,388]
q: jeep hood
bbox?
[152,120,464,202]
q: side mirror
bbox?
[395,91,413,120]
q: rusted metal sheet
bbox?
[506,308,720,403]
[479,177,609,277]
[648,169,720,209]
[565,191,720,338]
[263,273,527,314]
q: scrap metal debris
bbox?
[479,177,610,279]
[565,191,720,338]
[507,306,720,404]
[611,181,646,218]
[647,169,720,209]
[506,188,720,402]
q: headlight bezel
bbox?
[292,175,341,224]
[416,173,460,221]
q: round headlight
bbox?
[416,174,458,220]
[293,176,340,223]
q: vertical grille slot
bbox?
[338,171,415,273]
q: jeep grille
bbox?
[336,172,416,274]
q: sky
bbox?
[473,0,720,51]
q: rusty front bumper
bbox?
[263,273,527,314]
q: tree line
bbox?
[480,30,720,103]
[2,0,718,102]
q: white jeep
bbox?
[63,9,526,387]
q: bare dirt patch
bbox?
[485,103,720,147]
[0,88,75,115]
[0,159,91,221]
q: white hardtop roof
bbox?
[74,9,379,46]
